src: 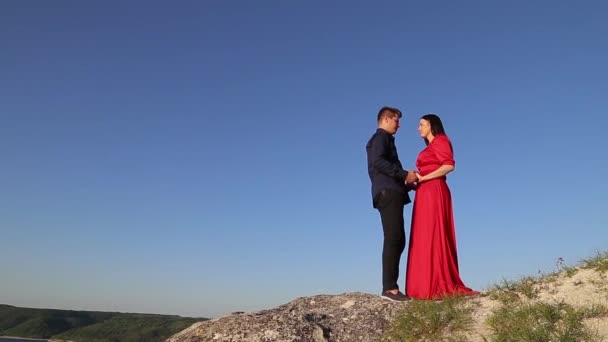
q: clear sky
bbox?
[1,1,607,318]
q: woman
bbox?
[405,114,479,299]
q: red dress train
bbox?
[405,134,478,299]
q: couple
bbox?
[366,106,479,301]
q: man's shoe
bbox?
[380,290,411,302]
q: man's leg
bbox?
[377,190,406,292]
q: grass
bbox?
[484,301,606,342]
[481,252,608,341]
[486,276,540,302]
[581,251,608,273]
[579,303,608,318]
[486,252,608,303]
[383,295,475,342]
[556,257,580,278]
[384,251,608,341]
[565,267,580,278]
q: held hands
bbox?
[405,170,419,191]
[405,170,418,184]
[405,170,427,189]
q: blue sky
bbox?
[1,1,607,318]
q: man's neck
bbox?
[377,126,391,134]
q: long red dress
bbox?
[405,134,478,299]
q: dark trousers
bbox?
[375,189,407,292]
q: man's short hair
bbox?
[377,106,402,123]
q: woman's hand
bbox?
[416,172,425,182]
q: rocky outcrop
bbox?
[168,262,608,341]
[166,292,406,342]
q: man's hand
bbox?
[405,170,418,184]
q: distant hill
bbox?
[0,305,204,342]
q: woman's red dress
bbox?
[405,134,478,299]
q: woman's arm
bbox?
[416,164,454,182]
[417,134,455,182]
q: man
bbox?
[366,106,417,301]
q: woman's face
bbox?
[418,119,432,139]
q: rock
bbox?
[166,292,408,342]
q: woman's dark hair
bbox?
[421,113,447,146]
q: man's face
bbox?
[384,115,400,134]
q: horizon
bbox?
[2,1,607,318]
[3,250,606,318]
[0,302,204,318]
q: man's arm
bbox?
[368,134,409,180]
